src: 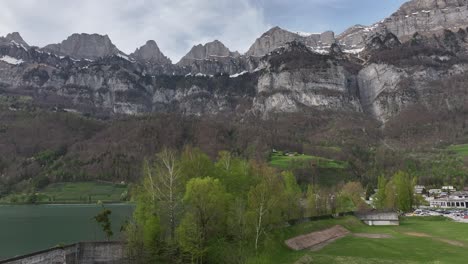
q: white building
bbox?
[442,186,456,192]
[430,191,468,208]
[356,211,399,226]
[428,189,442,196]
[414,185,425,194]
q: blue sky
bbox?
[0,0,408,61]
[258,0,407,35]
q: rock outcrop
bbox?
[0,32,30,49]
[176,40,253,75]
[43,33,124,60]
[338,0,468,49]
[246,27,336,57]
[178,40,239,62]
[130,40,171,65]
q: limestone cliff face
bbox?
[252,42,361,116]
[357,64,409,121]
[1,0,468,122]
[385,0,468,41]
[357,30,468,122]
[338,0,468,49]
[43,33,123,60]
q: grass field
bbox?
[447,144,468,157]
[269,152,348,169]
[0,182,128,204]
[249,216,468,264]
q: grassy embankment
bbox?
[268,151,351,186]
[248,216,468,264]
[269,151,348,170]
[447,144,468,157]
[0,182,128,204]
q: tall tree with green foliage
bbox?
[246,163,285,252]
[180,146,215,180]
[177,177,229,263]
[281,171,302,219]
[340,181,367,212]
[144,148,182,241]
[305,184,317,217]
[384,179,397,210]
[374,175,388,209]
[215,151,254,195]
[126,174,161,263]
[393,171,414,212]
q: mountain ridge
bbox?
[0,0,467,123]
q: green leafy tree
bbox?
[215,151,254,195]
[305,184,317,217]
[144,148,182,241]
[393,171,414,212]
[374,175,387,209]
[281,171,301,219]
[126,177,160,263]
[384,180,397,210]
[177,177,229,263]
[94,209,113,241]
[180,146,215,181]
[246,164,285,251]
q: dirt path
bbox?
[353,233,393,239]
[403,232,431,237]
[403,232,466,247]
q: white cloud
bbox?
[0,0,269,62]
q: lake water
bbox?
[0,204,134,260]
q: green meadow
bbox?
[249,216,468,264]
[0,182,128,204]
[269,151,348,169]
[448,144,468,157]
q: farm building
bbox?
[356,211,399,226]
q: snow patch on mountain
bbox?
[230,71,248,78]
[0,55,24,65]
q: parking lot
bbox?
[408,208,468,223]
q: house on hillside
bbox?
[356,211,399,226]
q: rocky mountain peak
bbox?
[246,26,303,57]
[177,40,239,64]
[395,0,467,16]
[0,32,30,48]
[385,0,468,42]
[338,0,468,51]
[246,26,337,57]
[42,33,123,60]
[130,40,171,64]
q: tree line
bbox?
[125,147,368,264]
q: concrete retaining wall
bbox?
[0,242,126,264]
